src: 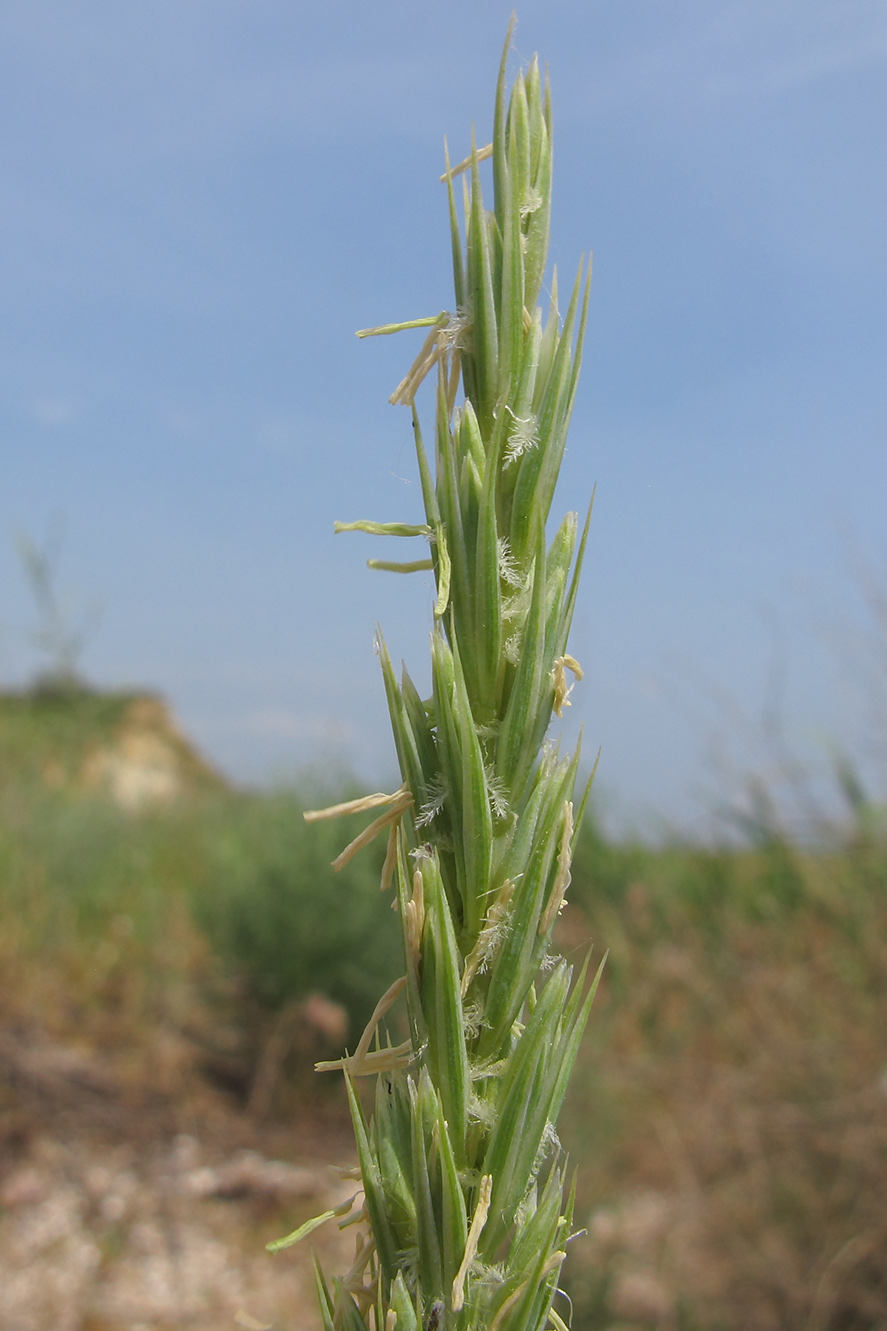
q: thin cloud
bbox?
[237,709,351,745]
[29,397,78,428]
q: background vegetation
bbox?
[0,685,884,1328]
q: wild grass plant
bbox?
[282,28,601,1330]
[562,810,887,1330]
[1,693,884,1326]
[197,786,402,1033]
[0,746,400,1074]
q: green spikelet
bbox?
[278,20,602,1328]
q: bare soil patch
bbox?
[0,1040,354,1331]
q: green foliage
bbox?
[196,789,402,1034]
[562,820,887,1330]
[0,745,402,1046]
[0,783,209,1051]
[1,680,883,1327]
[0,688,134,787]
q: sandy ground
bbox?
[0,1037,361,1331]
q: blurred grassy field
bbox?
[0,688,884,1329]
[562,820,887,1328]
[0,688,401,1103]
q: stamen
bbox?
[551,654,583,718]
[405,869,426,968]
[316,976,411,1076]
[356,313,446,339]
[338,1203,369,1231]
[433,521,451,617]
[389,323,442,405]
[315,1041,413,1077]
[265,1191,360,1253]
[388,309,472,407]
[304,783,410,823]
[334,520,432,538]
[331,790,414,871]
[489,1280,529,1331]
[542,1250,567,1278]
[331,1165,363,1181]
[451,1174,493,1310]
[380,821,399,891]
[367,558,434,574]
[439,141,493,181]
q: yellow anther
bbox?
[452,1174,493,1310]
[552,654,584,717]
[439,141,493,181]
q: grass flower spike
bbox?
[288,23,602,1329]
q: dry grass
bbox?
[1,688,885,1327]
[562,833,887,1330]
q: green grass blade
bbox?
[450,636,493,938]
[523,76,552,313]
[344,1072,400,1283]
[410,1071,444,1302]
[468,134,500,428]
[556,489,594,658]
[312,1257,337,1331]
[498,95,526,400]
[480,964,573,1252]
[419,857,470,1158]
[546,953,606,1128]
[475,443,503,717]
[496,522,547,802]
[434,1094,469,1292]
[492,15,515,232]
[390,1271,420,1331]
[509,258,585,560]
[332,1280,368,1331]
[374,1074,418,1247]
[411,405,441,527]
[377,631,427,811]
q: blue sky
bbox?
[1,1,885,833]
